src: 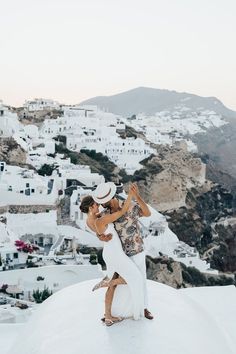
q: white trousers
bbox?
[130,251,148,308]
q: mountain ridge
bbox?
[79,86,236,118]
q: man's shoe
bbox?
[144,308,154,320]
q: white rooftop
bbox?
[7,279,236,354]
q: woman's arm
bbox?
[95,184,134,234]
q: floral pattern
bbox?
[114,202,144,257]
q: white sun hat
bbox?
[92,182,117,204]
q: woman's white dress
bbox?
[98,223,145,320]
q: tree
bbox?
[37,164,56,176]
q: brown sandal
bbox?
[104,317,123,326]
[92,276,110,291]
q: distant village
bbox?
[0,97,221,321]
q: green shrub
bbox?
[119,169,132,183]
[97,249,106,269]
[33,287,52,303]
[89,253,98,265]
[216,275,234,286]
[38,164,55,176]
[182,270,193,284]
[186,267,207,286]
[132,168,148,181]
[68,152,79,164]
[54,135,67,144]
[166,260,174,273]
[55,143,69,154]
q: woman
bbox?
[80,185,145,326]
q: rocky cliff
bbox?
[0,137,28,167]
[132,142,208,211]
[164,185,236,271]
[192,116,236,179]
[146,256,235,288]
[119,133,236,273]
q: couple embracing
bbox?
[80,182,154,326]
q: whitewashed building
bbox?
[39,105,152,174]
[23,98,60,112]
[70,187,93,228]
[124,106,226,152]
[0,163,58,207]
[7,211,59,249]
[0,222,27,271]
[53,164,105,193]
[27,140,56,166]
[0,101,21,137]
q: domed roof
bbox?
[8,280,236,354]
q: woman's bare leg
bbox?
[93,274,126,292]
[108,277,126,287]
[104,285,117,320]
[103,273,124,323]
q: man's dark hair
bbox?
[115,194,125,201]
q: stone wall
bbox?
[7,205,57,214]
[0,206,8,215]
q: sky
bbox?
[0,0,236,109]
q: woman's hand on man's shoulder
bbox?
[98,233,112,242]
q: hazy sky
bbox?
[0,0,236,109]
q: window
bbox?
[13,253,18,259]
[31,189,35,193]
[20,190,24,193]
[26,183,30,187]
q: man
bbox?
[93,182,154,320]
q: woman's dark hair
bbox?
[80,195,95,213]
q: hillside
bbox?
[80,87,236,118]
[192,117,236,179]
[54,142,127,182]
[80,87,236,180]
